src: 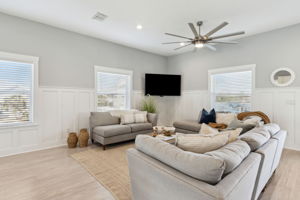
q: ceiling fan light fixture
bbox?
[195,41,204,48]
[180,42,185,46]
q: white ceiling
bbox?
[0,0,300,56]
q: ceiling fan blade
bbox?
[174,43,192,50]
[210,31,245,40]
[208,41,238,44]
[165,33,193,40]
[205,22,228,37]
[188,23,199,38]
[204,44,217,51]
[162,41,191,44]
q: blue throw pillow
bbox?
[199,109,216,124]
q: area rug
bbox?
[71,143,134,200]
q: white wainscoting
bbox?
[1,86,299,157]
[0,87,167,157]
[167,88,300,151]
[0,87,95,157]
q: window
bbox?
[95,66,132,111]
[0,52,38,126]
[209,65,255,113]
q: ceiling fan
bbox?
[163,21,245,51]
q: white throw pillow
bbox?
[243,117,263,126]
[216,113,237,125]
[199,123,219,135]
[134,111,147,123]
[120,114,135,124]
[221,128,243,143]
[176,133,229,154]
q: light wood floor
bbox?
[0,144,115,200]
[0,144,299,200]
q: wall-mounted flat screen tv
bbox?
[145,73,181,96]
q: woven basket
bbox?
[79,129,89,148]
[67,132,78,148]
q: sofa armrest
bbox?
[215,153,261,200]
[147,113,158,126]
[127,148,261,200]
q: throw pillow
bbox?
[199,108,216,124]
[120,114,135,124]
[199,123,219,135]
[228,118,256,134]
[221,128,243,143]
[216,113,237,125]
[243,116,263,126]
[134,112,148,123]
[176,133,228,154]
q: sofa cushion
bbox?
[135,135,225,184]
[127,123,152,132]
[175,133,229,154]
[205,140,250,174]
[263,123,280,136]
[173,120,201,132]
[240,127,271,151]
[90,112,120,127]
[93,124,131,137]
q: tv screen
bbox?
[145,73,181,96]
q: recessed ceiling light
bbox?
[180,42,185,46]
[136,24,143,30]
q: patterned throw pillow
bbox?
[120,114,135,124]
[134,112,148,123]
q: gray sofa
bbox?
[127,124,286,200]
[90,111,158,150]
[173,120,201,134]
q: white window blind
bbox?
[211,70,252,113]
[0,60,33,125]
[96,71,131,111]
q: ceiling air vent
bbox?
[92,12,108,21]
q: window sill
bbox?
[0,123,39,130]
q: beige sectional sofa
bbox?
[89,111,158,149]
[127,124,286,200]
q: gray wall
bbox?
[167,23,300,90]
[0,12,167,90]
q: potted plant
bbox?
[141,95,157,113]
[141,95,158,126]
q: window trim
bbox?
[94,65,133,111]
[0,51,39,127]
[208,64,256,111]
